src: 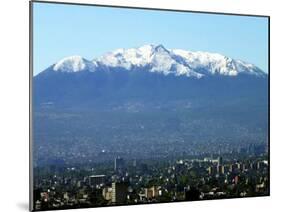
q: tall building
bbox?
[89,175,105,187]
[114,157,125,171]
[112,182,128,204]
[217,165,225,175]
[217,156,223,166]
[208,166,215,175]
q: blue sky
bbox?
[33,2,269,75]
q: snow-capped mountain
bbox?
[34,44,268,109]
[49,44,266,78]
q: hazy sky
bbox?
[33,2,269,75]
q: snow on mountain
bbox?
[95,44,203,78]
[171,49,265,77]
[50,45,266,78]
[53,55,97,72]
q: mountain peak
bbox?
[152,44,169,53]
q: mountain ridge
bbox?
[36,44,266,78]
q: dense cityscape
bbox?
[33,144,269,211]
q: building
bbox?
[63,192,69,201]
[114,157,125,171]
[112,182,128,204]
[89,175,106,187]
[217,165,225,175]
[208,166,216,175]
[144,186,159,199]
[229,164,238,173]
[217,156,223,166]
[234,175,239,185]
[102,187,113,201]
[237,162,242,170]
[257,161,266,170]
[241,164,247,172]
[250,162,258,170]
[144,188,153,199]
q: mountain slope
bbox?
[33,44,268,109]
